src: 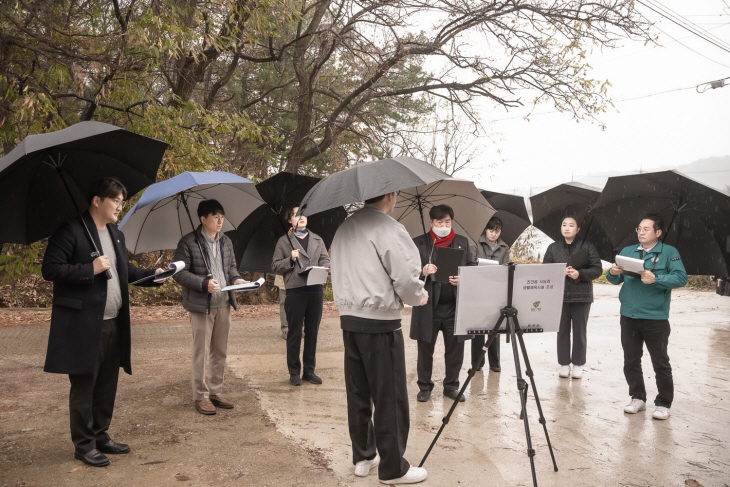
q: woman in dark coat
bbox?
[470,216,510,373]
[271,206,331,386]
[543,215,603,379]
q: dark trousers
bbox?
[68,318,121,453]
[620,316,674,408]
[470,334,500,370]
[343,328,410,481]
[557,302,591,366]
[417,303,464,393]
[284,287,323,376]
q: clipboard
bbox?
[221,277,265,292]
[615,255,646,279]
[298,266,329,286]
[131,261,185,285]
[433,247,465,282]
[568,248,588,270]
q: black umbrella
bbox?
[479,189,531,247]
[228,172,347,273]
[592,170,730,276]
[0,121,167,245]
[529,181,618,262]
[299,157,452,217]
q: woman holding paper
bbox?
[471,216,510,373]
[272,206,331,386]
[542,215,603,380]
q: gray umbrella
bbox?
[299,157,452,217]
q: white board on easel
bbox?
[454,264,566,335]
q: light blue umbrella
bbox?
[119,171,265,256]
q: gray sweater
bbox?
[331,204,425,321]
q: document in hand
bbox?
[131,261,185,285]
[221,277,266,292]
[568,248,588,270]
[433,247,466,282]
[298,266,329,286]
[477,258,499,266]
[615,255,646,279]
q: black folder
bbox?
[433,247,465,282]
[568,247,588,270]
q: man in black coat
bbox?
[410,205,475,403]
[42,178,163,467]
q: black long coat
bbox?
[542,239,603,303]
[42,212,158,376]
[409,233,475,343]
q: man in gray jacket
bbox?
[173,199,247,415]
[331,192,429,485]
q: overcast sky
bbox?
[458,0,730,196]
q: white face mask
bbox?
[432,225,451,238]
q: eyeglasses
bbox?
[111,198,126,210]
[636,226,654,234]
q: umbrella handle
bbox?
[55,164,112,280]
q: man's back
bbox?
[331,204,425,321]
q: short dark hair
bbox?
[284,205,300,222]
[87,177,127,205]
[429,204,454,220]
[562,214,581,227]
[365,195,386,204]
[642,214,664,233]
[486,216,502,231]
[197,199,225,219]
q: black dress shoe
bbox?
[444,389,466,402]
[490,365,501,373]
[74,449,110,467]
[416,390,431,402]
[302,372,323,384]
[290,374,302,386]
[97,439,130,454]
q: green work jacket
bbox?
[606,240,688,320]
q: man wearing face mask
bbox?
[410,205,476,403]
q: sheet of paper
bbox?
[305,266,329,286]
[131,261,185,285]
[221,277,265,292]
[615,255,646,274]
[477,258,499,266]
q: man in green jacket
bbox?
[606,215,687,420]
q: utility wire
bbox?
[652,23,730,69]
[636,0,730,54]
[647,0,730,50]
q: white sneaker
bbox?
[624,398,646,414]
[379,466,428,485]
[652,406,670,420]
[354,453,380,477]
[571,365,583,379]
[559,365,570,378]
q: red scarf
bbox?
[430,228,455,248]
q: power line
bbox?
[652,23,730,69]
[648,0,730,51]
[636,0,730,54]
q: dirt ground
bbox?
[0,285,728,487]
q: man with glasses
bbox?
[607,215,687,420]
[42,178,165,467]
[173,199,247,415]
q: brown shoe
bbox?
[195,398,216,415]
[210,395,234,409]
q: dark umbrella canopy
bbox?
[530,181,618,262]
[480,189,531,247]
[592,170,730,276]
[228,172,347,273]
[0,121,167,244]
[299,157,451,216]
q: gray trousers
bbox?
[557,302,591,366]
[279,288,287,333]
